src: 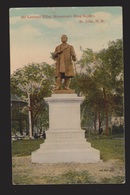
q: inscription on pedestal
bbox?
[47,132,83,139]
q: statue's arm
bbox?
[70,46,77,61]
[51,46,59,60]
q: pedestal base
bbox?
[31,130,101,163]
[31,94,101,163]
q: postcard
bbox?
[9,6,125,186]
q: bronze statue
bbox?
[52,35,77,90]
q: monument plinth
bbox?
[31,93,101,163]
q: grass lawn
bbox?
[87,138,125,162]
[12,138,44,157]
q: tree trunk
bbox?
[28,93,33,138]
[94,112,97,131]
[103,88,109,136]
[98,111,102,134]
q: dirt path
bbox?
[12,156,125,184]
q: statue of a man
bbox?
[52,35,77,90]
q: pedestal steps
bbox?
[31,146,100,163]
[39,142,91,150]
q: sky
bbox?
[9,6,123,74]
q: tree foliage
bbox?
[11,62,55,134]
[71,39,124,135]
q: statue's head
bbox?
[61,35,68,43]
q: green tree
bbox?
[71,39,124,136]
[11,62,55,137]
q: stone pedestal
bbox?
[31,93,101,163]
